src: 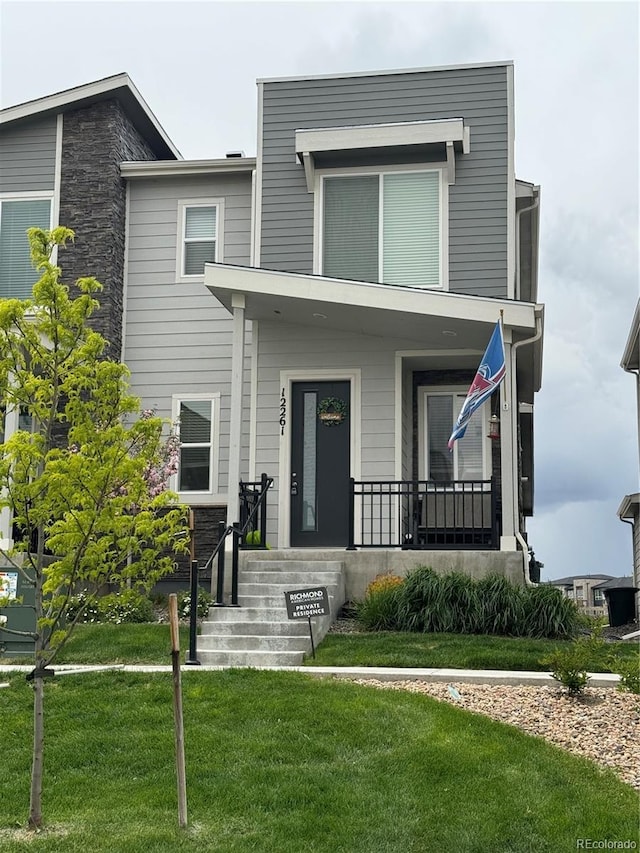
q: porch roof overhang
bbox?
[204,263,544,391]
[618,493,640,520]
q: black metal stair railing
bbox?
[185,473,273,666]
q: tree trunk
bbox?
[29,522,46,829]
[28,673,44,829]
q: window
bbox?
[172,395,219,494]
[177,200,224,280]
[0,404,34,547]
[321,170,442,288]
[420,390,489,482]
[0,197,52,298]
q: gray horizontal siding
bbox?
[260,65,509,298]
[254,320,406,541]
[0,116,57,193]
[124,172,253,498]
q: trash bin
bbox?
[604,587,638,628]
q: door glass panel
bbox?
[302,392,317,531]
[427,395,453,481]
[455,394,483,480]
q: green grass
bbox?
[3,624,636,672]
[306,631,638,671]
[0,670,637,852]
[0,623,191,666]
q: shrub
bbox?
[356,574,404,630]
[395,566,442,632]
[67,591,101,624]
[521,585,580,639]
[475,574,524,636]
[177,587,213,620]
[609,651,640,694]
[541,623,606,695]
[98,589,155,624]
[370,566,580,639]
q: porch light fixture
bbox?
[488,413,500,440]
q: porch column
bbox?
[226,293,246,528]
[499,330,517,550]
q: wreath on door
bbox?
[317,396,348,426]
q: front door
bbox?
[290,380,351,547]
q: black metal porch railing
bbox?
[185,473,273,666]
[348,478,499,550]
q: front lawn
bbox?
[306,630,638,672]
[2,623,636,672]
[0,670,637,852]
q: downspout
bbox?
[511,309,543,585]
[515,193,539,301]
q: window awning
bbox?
[295,119,471,190]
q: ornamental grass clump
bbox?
[359,566,581,639]
[356,573,404,630]
[520,584,580,639]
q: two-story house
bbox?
[1,62,543,597]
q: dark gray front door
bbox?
[290,381,350,547]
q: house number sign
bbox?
[279,388,287,435]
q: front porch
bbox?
[236,547,526,603]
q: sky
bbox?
[1,0,638,581]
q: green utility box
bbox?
[0,563,36,656]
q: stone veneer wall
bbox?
[58,99,157,359]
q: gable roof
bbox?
[0,72,180,160]
[592,576,636,591]
[548,574,613,586]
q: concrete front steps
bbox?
[197,560,345,667]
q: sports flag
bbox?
[447,320,506,450]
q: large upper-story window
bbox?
[320,168,444,288]
[172,394,220,496]
[420,389,490,483]
[177,199,224,281]
[0,197,52,299]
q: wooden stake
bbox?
[169,593,188,828]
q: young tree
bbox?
[0,227,188,829]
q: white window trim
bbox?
[171,393,221,500]
[418,386,492,483]
[313,162,449,290]
[0,404,35,549]
[0,194,55,297]
[176,198,225,283]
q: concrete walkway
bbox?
[0,662,621,688]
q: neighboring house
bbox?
[548,574,615,618]
[618,299,639,616]
[0,62,544,591]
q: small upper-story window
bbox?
[321,169,442,288]
[0,197,52,299]
[177,199,224,280]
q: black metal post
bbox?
[259,472,268,549]
[185,560,201,666]
[215,520,226,606]
[230,523,240,606]
[347,477,356,550]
